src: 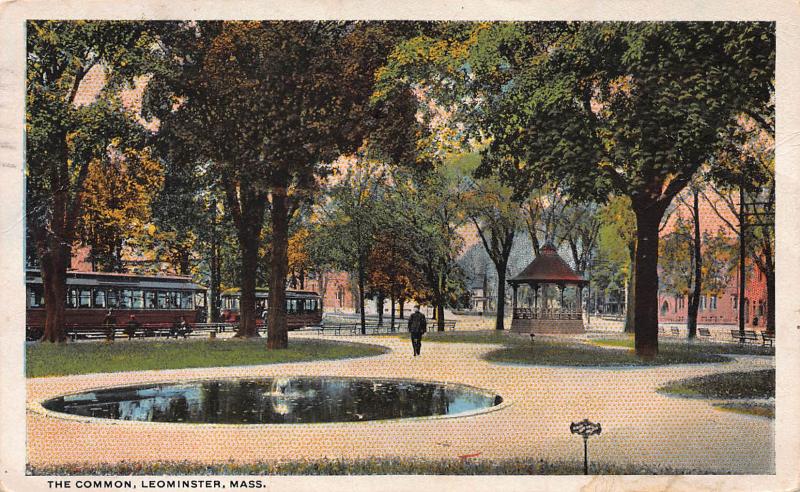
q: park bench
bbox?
[730,329,759,344]
[761,331,775,347]
[698,327,712,338]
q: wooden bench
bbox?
[731,329,759,344]
[698,327,712,338]
[761,331,775,347]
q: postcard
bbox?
[1,1,799,491]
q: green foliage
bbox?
[484,341,730,366]
[658,369,774,399]
[27,457,725,476]
[26,339,388,378]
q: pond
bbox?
[41,377,503,424]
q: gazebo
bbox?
[509,243,588,335]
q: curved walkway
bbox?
[26,334,774,473]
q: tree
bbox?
[597,196,637,331]
[391,168,469,330]
[472,22,774,357]
[147,21,409,345]
[705,116,775,333]
[26,21,157,342]
[76,147,163,272]
[457,153,523,330]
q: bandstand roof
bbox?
[509,243,587,286]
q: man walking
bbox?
[408,305,427,356]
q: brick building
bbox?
[657,189,770,329]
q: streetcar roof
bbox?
[220,288,320,299]
[25,270,207,291]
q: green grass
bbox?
[26,457,734,476]
[390,330,515,344]
[657,369,775,400]
[26,339,388,378]
[591,337,775,356]
[714,402,774,419]
[484,341,730,366]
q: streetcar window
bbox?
[107,289,118,308]
[94,289,106,308]
[120,290,132,309]
[181,292,194,309]
[79,289,92,308]
[132,290,144,309]
[145,291,156,308]
[169,292,179,308]
[287,299,298,314]
[157,291,168,309]
[195,292,206,308]
[308,299,317,312]
[67,288,78,308]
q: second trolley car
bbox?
[220,288,322,330]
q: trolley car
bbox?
[220,288,322,330]
[26,269,207,340]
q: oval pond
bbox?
[42,377,503,424]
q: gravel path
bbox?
[26,334,774,473]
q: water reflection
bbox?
[42,377,502,424]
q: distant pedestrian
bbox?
[408,305,427,356]
[125,315,141,340]
[103,309,116,342]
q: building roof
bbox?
[508,243,587,286]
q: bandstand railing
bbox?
[513,308,583,320]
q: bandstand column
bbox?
[577,285,584,313]
[512,283,518,314]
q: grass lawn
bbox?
[390,330,515,344]
[714,402,774,419]
[657,369,775,399]
[591,336,775,356]
[26,338,388,378]
[484,341,730,366]
[27,458,731,476]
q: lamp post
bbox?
[570,419,602,475]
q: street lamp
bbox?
[570,419,602,475]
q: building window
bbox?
[731,295,737,310]
[699,295,705,310]
[710,295,717,310]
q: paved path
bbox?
[26,334,774,473]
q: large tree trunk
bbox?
[209,229,221,323]
[624,240,637,333]
[37,177,72,343]
[38,236,70,343]
[267,186,290,348]
[436,304,445,331]
[236,230,261,338]
[494,263,507,331]
[632,204,666,358]
[686,190,701,339]
[399,298,405,319]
